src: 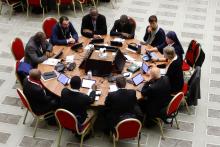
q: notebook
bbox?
[81,79,96,89]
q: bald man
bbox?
[110,15,135,39]
[23,69,59,114]
[81,7,107,38]
[138,67,171,124]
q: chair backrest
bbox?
[55,109,80,133]
[166,92,184,116]
[16,88,32,111]
[114,118,142,140]
[57,0,74,4]
[11,37,25,61]
[42,17,58,39]
[27,0,42,6]
[128,17,136,32]
[185,40,201,67]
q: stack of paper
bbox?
[66,55,74,63]
[42,58,61,66]
[113,38,125,42]
[109,85,118,92]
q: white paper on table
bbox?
[124,55,135,62]
[66,55,74,63]
[84,44,94,50]
[126,48,137,53]
[113,38,125,42]
[87,89,101,101]
[160,68,166,75]
[42,58,60,66]
[109,85,118,92]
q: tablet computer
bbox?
[57,74,70,85]
[142,62,149,73]
[132,73,144,86]
[81,78,96,89]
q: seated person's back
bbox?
[110,15,135,39]
[50,16,78,45]
[140,67,171,118]
[23,69,58,114]
[163,46,184,93]
[60,76,96,124]
[24,32,52,68]
[81,7,107,38]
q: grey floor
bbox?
[0,0,220,147]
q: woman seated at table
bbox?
[147,31,184,61]
[154,46,184,93]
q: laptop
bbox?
[132,73,144,86]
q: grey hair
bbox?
[163,46,176,60]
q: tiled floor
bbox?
[0,0,220,146]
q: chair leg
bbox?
[157,118,164,140]
[79,3,84,15]
[92,0,96,8]
[42,8,44,19]
[27,5,29,17]
[9,6,13,20]
[80,134,85,147]
[138,132,141,147]
[57,127,63,147]
[0,1,2,15]
[33,118,39,137]
[113,135,116,147]
[23,109,28,124]
[183,98,190,115]
[111,0,115,9]
[72,2,76,17]
[174,117,179,129]
[57,4,60,17]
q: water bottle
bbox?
[87,70,92,79]
[137,44,141,54]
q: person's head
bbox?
[163,46,176,60]
[148,15,158,30]
[119,15,129,26]
[89,7,99,20]
[149,66,161,80]
[29,69,41,81]
[116,76,126,88]
[59,16,70,29]
[166,31,177,45]
[33,32,46,45]
[70,76,81,90]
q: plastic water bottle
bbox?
[137,44,141,54]
[87,70,92,79]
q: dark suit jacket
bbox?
[140,76,171,118]
[81,14,107,38]
[105,89,137,127]
[143,26,165,48]
[166,56,184,93]
[50,23,78,45]
[157,42,184,60]
[110,19,135,39]
[60,88,96,124]
[23,78,54,114]
[24,36,49,68]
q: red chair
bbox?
[16,88,53,137]
[55,109,96,147]
[42,17,58,39]
[27,0,45,18]
[56,0,76,17]
[77,0,96,15]
[113,118,142,147]
[11,37,25,61]
[154,92,184,139]
[182,40,201,73]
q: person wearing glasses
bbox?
[50,16,78,45]
[81,7,107,38]
[142,15,165,48]
[110,15,135,39]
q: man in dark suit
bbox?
[23,69,59,115]
[50,16,78,45]
[81,7,107,38]
[110,15,135,39]
[143,15,165,48]
[60,76,96,124]
[139,66,171,123]
[24,32,53,68]
[104,76,140,132]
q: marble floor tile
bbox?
[160,137,192,147]
[208,109,220,119]
[0,65,13,73]
[212,56,220,63]
[164,121,194,132]
[183,23,205,29]
[214,36,220,41]
[157,11,176,17]
[0,113,21,125]
[2,96,22,107]
[181,32,203,39]
[209,93,220,103]
[213,45,220,51]
[207,126,220,136]
[210,80,220,89]
[19,136,54,147]
[0,79,5,87]
[159,4,178,10]
[207,144,220,147]
[0,132,10,144]
[211,67,220,74]
[185,14,206,21]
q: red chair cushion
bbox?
[182,60,190,71]
[42,18,57,39]
[16,89,31,111]
[27,0,41,6]
[116,120,140,140]
[11,38,24,61]
[184,40,200,67]
[57,0,73,4]
[167,93,184,116]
